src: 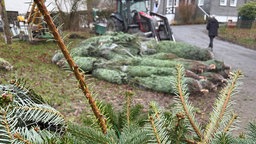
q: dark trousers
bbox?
[208,35,215,48]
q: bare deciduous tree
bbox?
[86,0,94,27]
[53,0,110,30]
[53,0,85,31]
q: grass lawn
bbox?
[0,34,174,123]
[218,26,256,50]
[0,35,97,122]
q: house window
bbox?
[230,0,237,7]
[220,0,227,6]
[198,0,204,6]
[179,0,195,5]
[166,0,179,14]
[168,0,179,7]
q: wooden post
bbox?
[33,0,107,134]
[0,0,12,44]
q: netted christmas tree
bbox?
[53,32,230,94]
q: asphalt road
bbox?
[171,24,256,134]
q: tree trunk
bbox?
[69,0,80,31]
[54,0,66,30]
[34,0,108,134]
[86,0,94,27]
[0,0,12,44]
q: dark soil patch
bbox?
[64,76,218,125]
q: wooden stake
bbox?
[33,0,107,134]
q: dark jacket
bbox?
[206,17,219,36]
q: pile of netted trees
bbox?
[52,32,230,94]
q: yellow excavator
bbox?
[15,1,53,42]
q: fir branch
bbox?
[118,125,150,144]
[100,102,121,131]
[33,0,107,134]
[248,122,256,140]
[13,132,32,144]
[1,83,67,143]
[173,64,203,139]
[185,139,197,144]
[211,132,235,144]
[149,116,161,144]
[150,102,160,119]
[14,105,66,127]
[0,108,13,143]
[203,71,242,143]
[13,127,57,144]
[146,102,171,144]
[1,105,57,144]
[175,113,186,142]
[125,91,134,126]
[67,123,116,144]
[224,113,238,133]
[10,79,45,104]
[98,95,147,138]
[218,71,241,123]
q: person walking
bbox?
[206,15,219,51]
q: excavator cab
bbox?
[108,0,175,41]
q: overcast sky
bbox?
[5,0,56,14]
[5,0,87,14]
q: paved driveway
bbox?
[172,24,256,134]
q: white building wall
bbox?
[215,15,238,23]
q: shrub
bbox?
[238,2,256,20]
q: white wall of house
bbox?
[165,0,179,23]
[208,0,242,23]
[165,14,175,24]
[159,0,243,23]
[215,15,238,23]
